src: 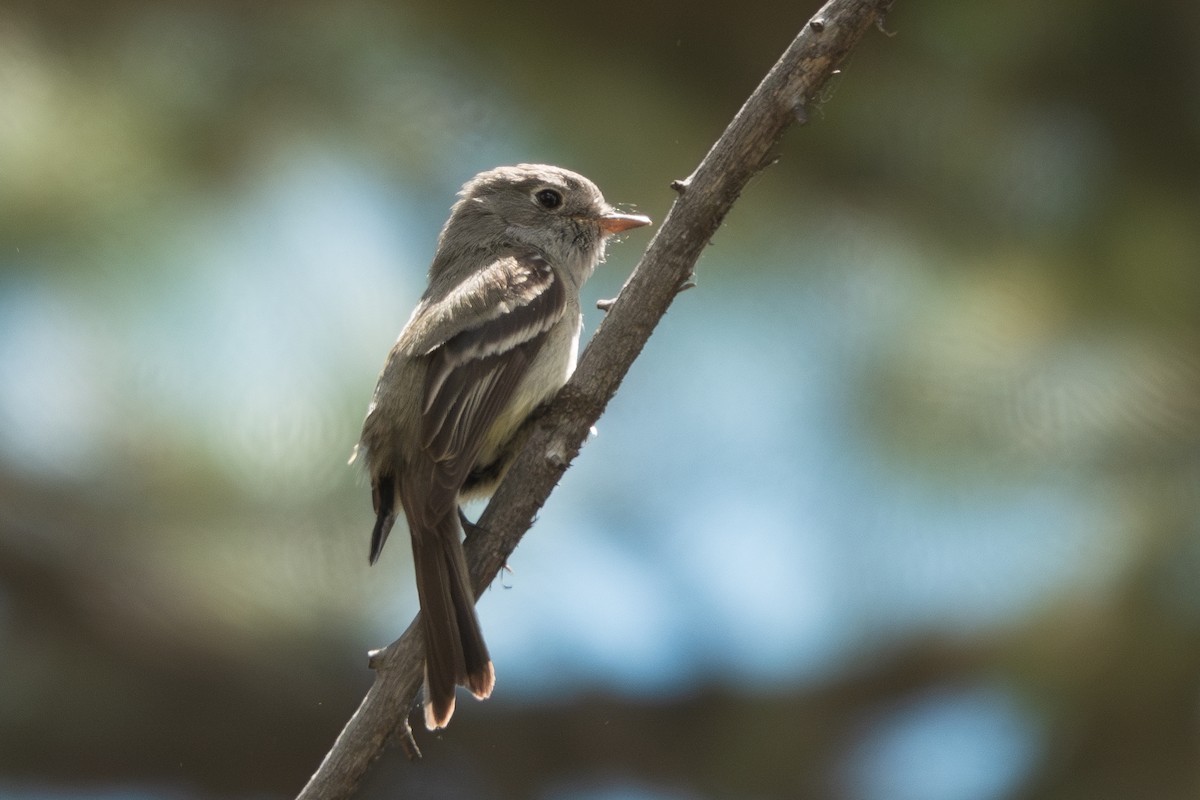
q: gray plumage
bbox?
[355,164,649,729]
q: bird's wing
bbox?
[398,251,560,359]
[406,252,566,529]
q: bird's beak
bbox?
[597,211,652,235]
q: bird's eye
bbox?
[534,188,563,210]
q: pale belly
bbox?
[474,312,581,471]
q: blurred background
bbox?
[1,1,1199,798]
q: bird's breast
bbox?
[475,311,582,469]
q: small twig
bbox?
[395,720,421,761]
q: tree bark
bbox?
[297,1,897,796]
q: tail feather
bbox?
[412,510,494,730]
[368,473,397,565]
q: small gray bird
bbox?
[355,164,650,729]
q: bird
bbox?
[354,164,650,729]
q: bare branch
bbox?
[297,1,896,796]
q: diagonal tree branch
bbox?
[297,1,896,796]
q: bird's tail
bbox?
[411,510,495,730]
